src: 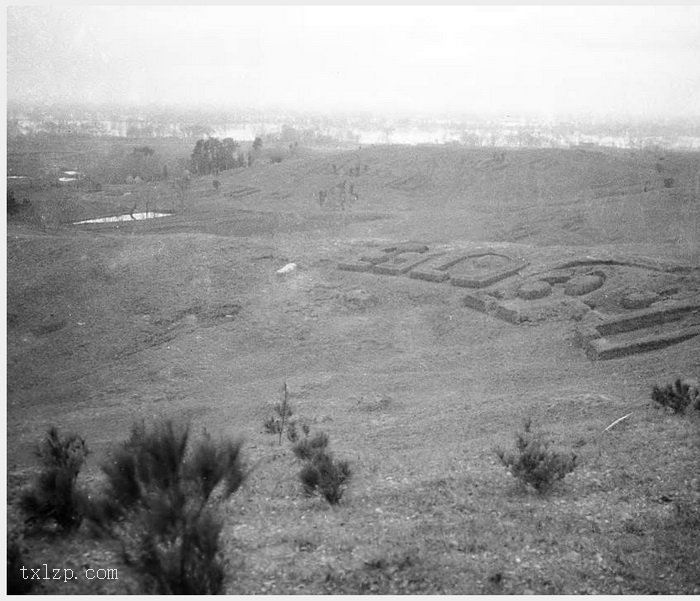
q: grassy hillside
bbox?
[16,143,698,250]
[6,144,700,594]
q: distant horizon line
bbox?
[7,99,700,125]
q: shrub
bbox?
[20,427,89,531]
[285,419,310,444]
[292,430,351,505]
[300,451,352,505]
[263,384,293,440]
[652,379,699,414]
[291,431,329,462]
[496,419,577,494]
[86,420,245,594]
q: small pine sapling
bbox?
[292,430,351,505]
[496,418,577,494]
[86,420,246,595]
[262,382,294,442]
[651,379,699,414]
[20,426,89,531]
[278,382,290,445]
[300,452,352,504]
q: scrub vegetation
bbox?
[7,139,700,593]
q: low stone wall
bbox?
[338,242,700,361]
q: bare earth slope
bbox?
[6,146,700,594]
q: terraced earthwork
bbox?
[465,259,700,359]
[575,300,700,360]
[414,252,529,288]
[339,243,700,360]
[228,186,260,199]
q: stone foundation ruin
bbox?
[338,242,700,361]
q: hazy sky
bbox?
[6,5,700,119]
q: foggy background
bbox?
[7,5,700,120]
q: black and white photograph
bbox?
[5,3,700,595]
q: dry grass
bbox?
[6,144,700,594]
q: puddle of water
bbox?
[59,177,77,182]
[74,212,172,224]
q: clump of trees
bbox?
[190,138,243,175]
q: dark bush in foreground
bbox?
[292,431,351,504]
[652,379,699,414]
[87,420,245,594]
[19,427,89,531]
[496,419,577,494]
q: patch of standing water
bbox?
[73,212,172,224]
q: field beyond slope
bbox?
[6,145,700,594]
